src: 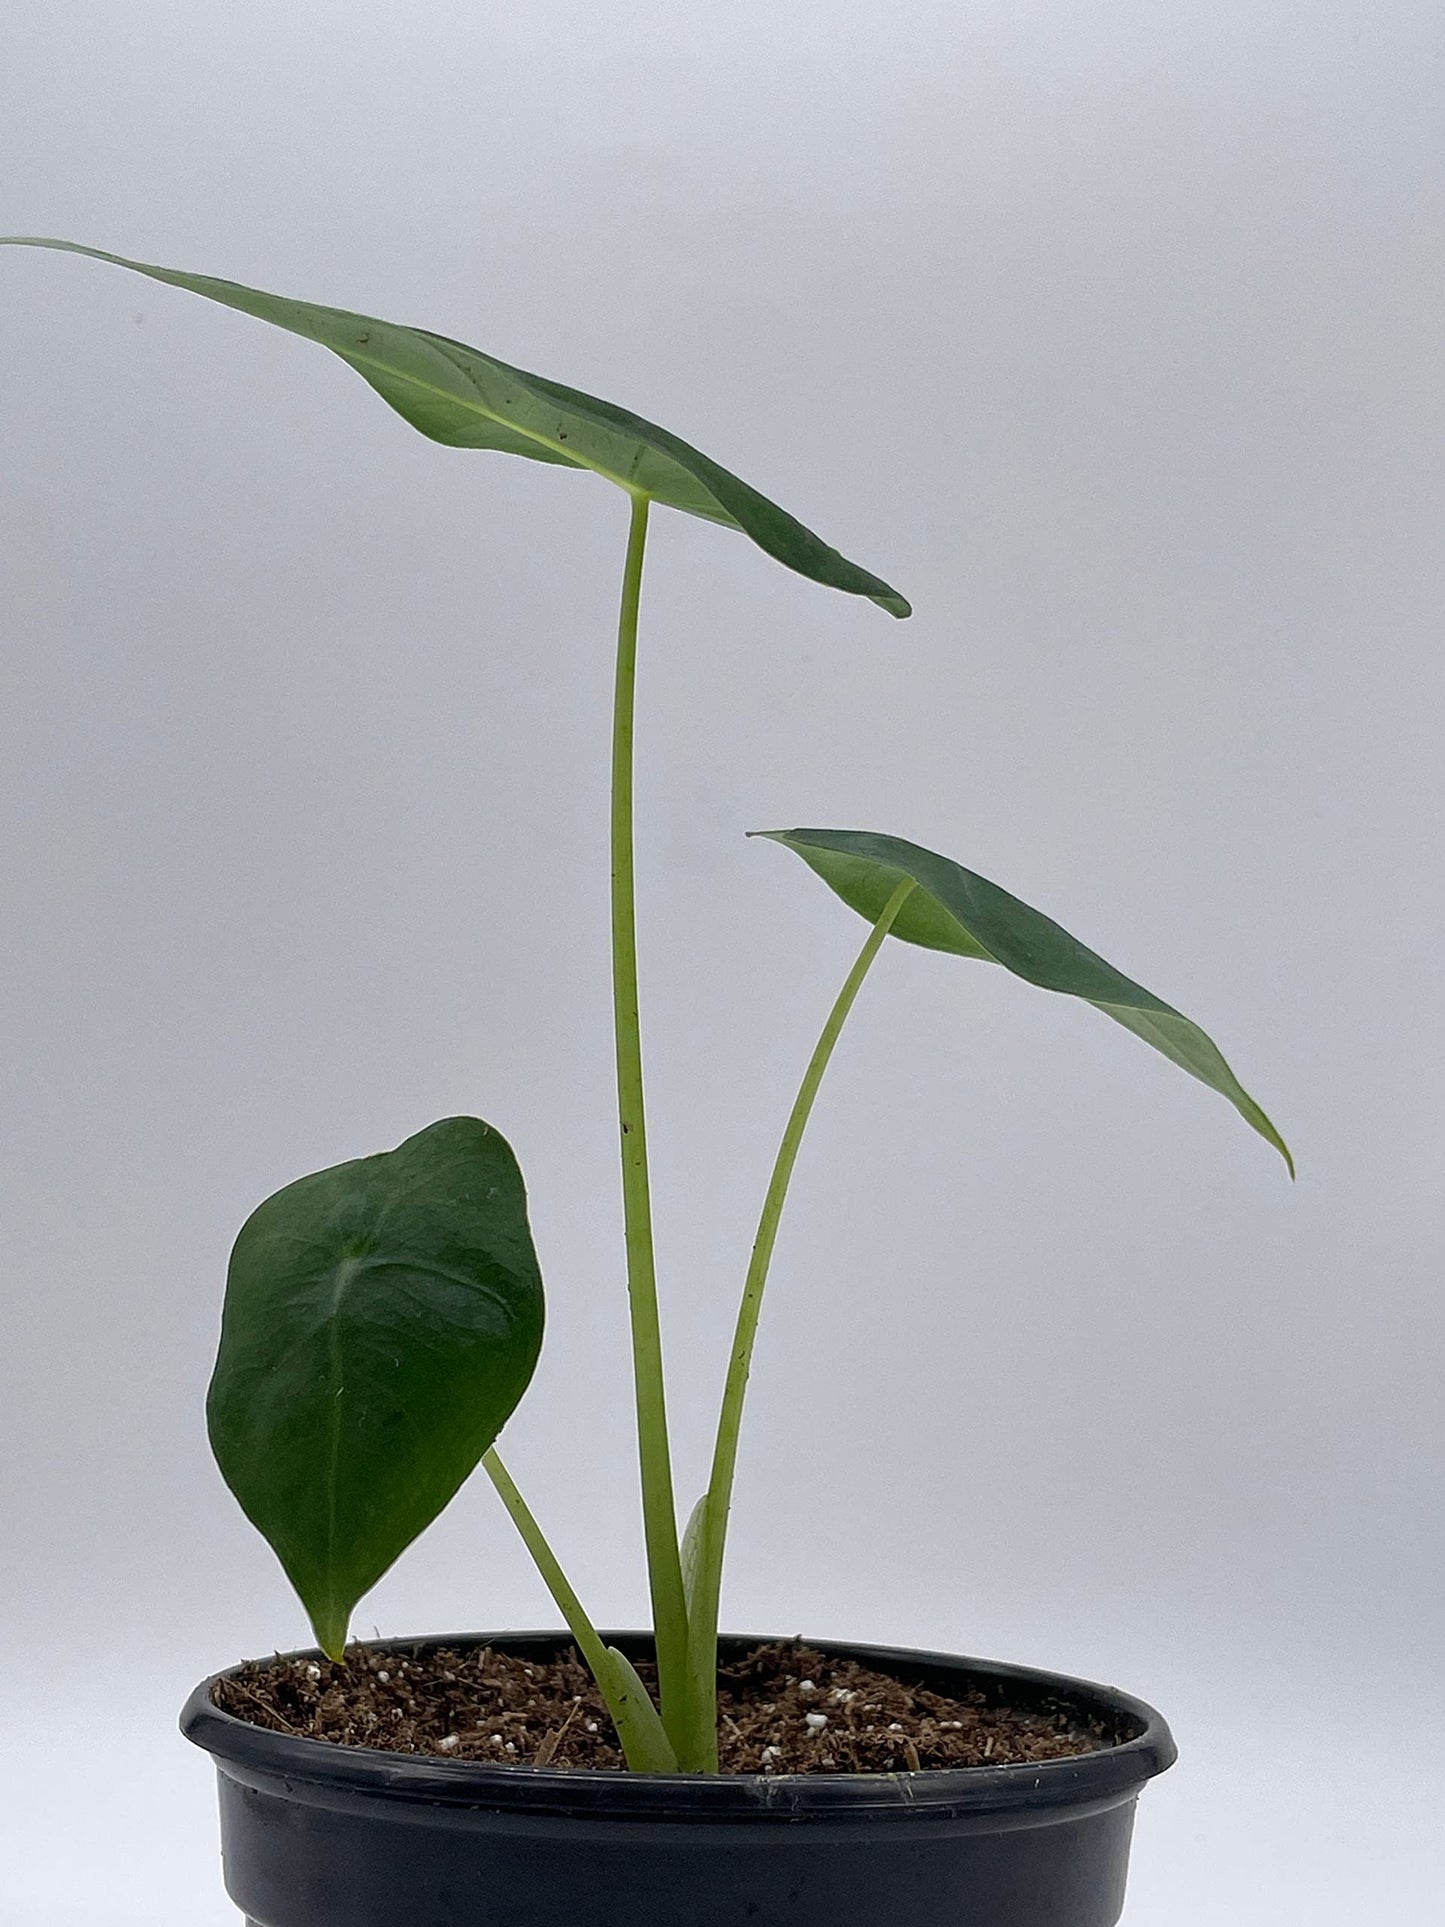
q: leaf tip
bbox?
[310,1606,352,1664]
[1246,1099,1295,1180]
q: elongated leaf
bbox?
[757,827,1292,1172]
[207,1116,546,1657]
[0,237,909,617]
[598,1647,680,1773]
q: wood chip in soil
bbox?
[214,1640,1121,1774]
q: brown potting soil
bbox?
[214,1639,1119,1774]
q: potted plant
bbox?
[4,237,1291,1927]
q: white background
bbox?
[2,4,1442,1921]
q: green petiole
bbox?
[482,1448,616,1694]
[483,1450,677,1772]
[492,526,915,1774]
[682,876,917,1763]
[609,492,694,1762]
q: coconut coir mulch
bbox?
[216,1640,1117,1774]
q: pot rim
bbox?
[181,1630,1177,1823]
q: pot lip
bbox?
[181,1629,1177,1823]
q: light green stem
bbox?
[482,1448,613,1684]
[482,1449,672,1771]
[610,491,692,1758]
[684,877,917,1762]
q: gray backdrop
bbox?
[2,4,1441,1921]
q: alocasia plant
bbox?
[2,238,1291,1773]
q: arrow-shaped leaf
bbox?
[0,237,909,617]
[207,1116,546,1657]
[756,827,1292,1172]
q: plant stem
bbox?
[610,490,692,1759]
[482,1449,675,1771]
[685,876,917,1762]
[482,1449,614,1685]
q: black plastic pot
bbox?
[182,1632,1175,1927]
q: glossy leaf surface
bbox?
[208,1117,546,1657]
[0,237,909,616]
[757,827,1292,1171]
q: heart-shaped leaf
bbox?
[207,1117,546,1656]
[0,237,910,617]
[757,827,1292,1172]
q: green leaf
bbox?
[756,827,1293,1173]
[0,237,910,618]
[597,1647,680,1773]
[207,1117,546,1657]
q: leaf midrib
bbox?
[322,1254,361,1607]
[315,1246,518,1603]
[342,331,647,497]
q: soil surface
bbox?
[215,1640,1118,1774]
